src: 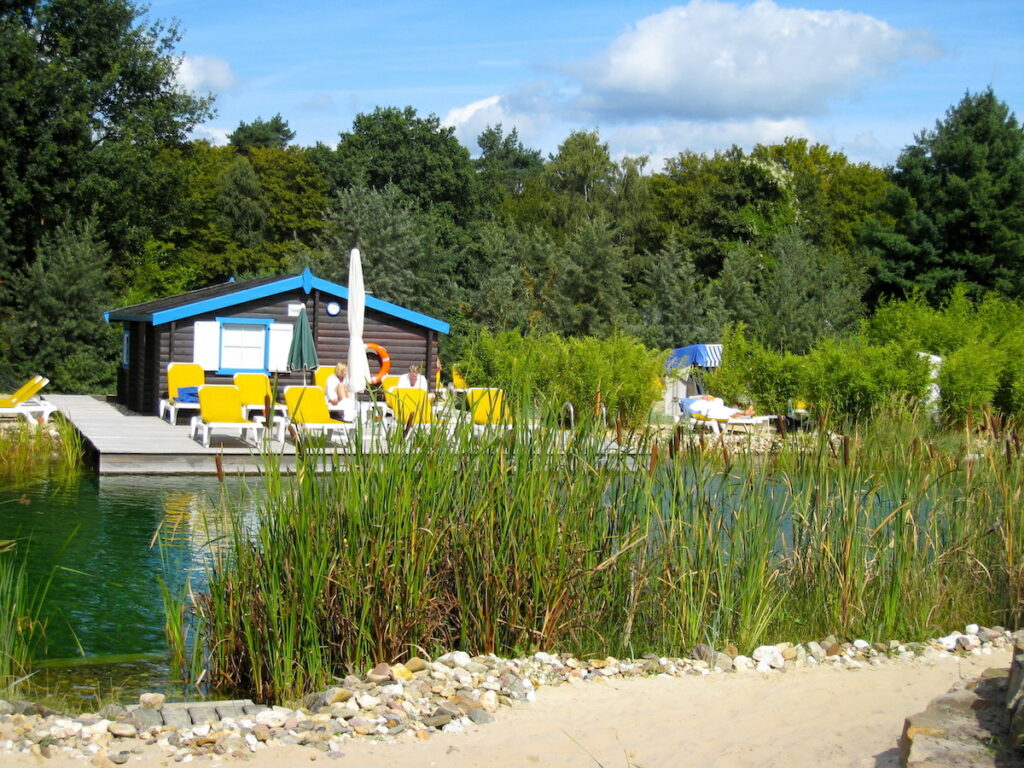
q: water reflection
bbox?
[0,475,261,663]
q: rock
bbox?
[478,690,499,713]
[752,645,785,670]
[852,639,869,650]
[714,653,734,672]
[725,643,738,659]
[405,657,429,673]
[422,713,451,728]
[806,641,826,661]
[966,623,980,636]
[97,704,128,721]
[107,722,138,738]
[437,651,472,669]
[325,687,354,705]
[467,708,494,725]
[825,644,842,657]
[109,751,131,765]
[732,655,754,672]
[355,694,380,710]
[138,693,165,710]
[391,663,414,682]
[781,646,797,661]
[366,662,392,684]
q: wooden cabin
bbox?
[105,268,449,415]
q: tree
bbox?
[331,106,481,225]
[0,0,212,289]
[872,89,1024,302]
[6,220,118,392]
[229,113,296,153]
[475,124,543,207]
[631,234,727,349]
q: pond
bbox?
[0,474,259,704]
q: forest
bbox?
[1,0,1022,395]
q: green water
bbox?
[0,474,256,701]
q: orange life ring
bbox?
[365,342,391,385]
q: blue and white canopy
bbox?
[666,344,722,370]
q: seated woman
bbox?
[325,362,356,422]
[685,395,755,421]
[396,364,428,391]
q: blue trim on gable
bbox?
[106,271,450,335]
[149,276,303,325]
[308,276,450,334]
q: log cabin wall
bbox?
[148,288,438,412]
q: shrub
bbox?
[705,325,803,413]
[938,343,1004,422]
[800,337,930,420]
[454,330,665,428]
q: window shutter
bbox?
[268,322,294,372]
[193,321,221,370]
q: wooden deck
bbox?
[45,395,302,475]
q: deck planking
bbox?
[44,395,299,475]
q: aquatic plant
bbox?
[172,402,1024,703]
[0,541,50,694]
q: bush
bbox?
[800,337,929,419]
[454,330,665,428]
[705,325,803,413]
[938,343,1004,421]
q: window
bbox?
[221,323,266,370]
[193,317,293,373]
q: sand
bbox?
[7,649,1010,768]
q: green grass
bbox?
[167,401,1024,703]
[0,541,51,695]
[0,417,83,488]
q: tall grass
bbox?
[172,402,1024,703]
[0,418,83,487]
[0,541,51,694]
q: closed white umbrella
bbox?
[346,248,371,394]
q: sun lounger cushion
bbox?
[175,386,200,403]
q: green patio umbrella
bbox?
[287,307,319,384]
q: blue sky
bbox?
[159,0,1022,168]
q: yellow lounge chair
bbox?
[389,387,455,436]
[159,363,205,424]
[284,386,350,444]
[0,376,56,424]
[314,365,335,392]
[465,387,513,433]
[232,372,286,420]
[380,374,401,392]
[190,385,265,448]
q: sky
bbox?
[156,0,1023,168]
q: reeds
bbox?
[0,418,82,488]
[0,541,50,694]
[173,402,1024,703]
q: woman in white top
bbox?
[325,362,356,421]
[396,364,428,391]
[686,395,754,421]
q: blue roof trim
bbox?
[148,275,303,325]
[308,276,450,335]
[109,271,450,335]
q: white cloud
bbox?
[571,0,941,120]
[176,55,238,95]
[190,125,232,146]
[443,91,554,154]
[605,117,813,167]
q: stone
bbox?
[404,657,429,673]
[725,643,738,659]
[325,687,354,705]
[391,663,414,682]
[825,644,842,657]
[714,653,734,672]
[467,709,494,725]
[108,722,138,738]
[422,713,451,728]
[752,645,785,670]
[366,662,392,684]
[109,751,131,765]
[437,651,473,669]
[781,646,797,661]
[926,690,992,715]
[138,693,165,710]
[806,641,826,661]
[689,644,715,665]
[732,655,754,672]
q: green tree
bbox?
[6,220,118,392]
[229,113,295,153]
[331,106,480,225]
[0,0,212,288]
[650,147,796,276]
[631,234,727,349]
[475,124,543,207]
[552,216,630,336]
[872,89,1024,302]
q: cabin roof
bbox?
[104,268,450,334]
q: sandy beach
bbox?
[6,649,1009,768]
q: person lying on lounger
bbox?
[685,395,755,420]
